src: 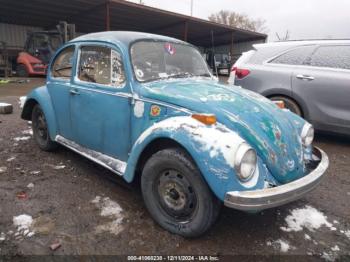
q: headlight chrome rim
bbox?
[234,143,257,182]
[301,123,314,147]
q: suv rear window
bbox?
[309,45,350,70]
[270,46,315,65]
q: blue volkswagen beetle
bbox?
[21,32,329,237]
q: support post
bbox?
[230,32,234,64]
[183,20,188,41]
[105,1,110,31]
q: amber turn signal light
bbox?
[273,100,285,109]
[192,114,217,125]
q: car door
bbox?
[69,43,131,162]
[292,45,350,133]
[47,45,76,140]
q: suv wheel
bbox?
[141,148,221,238]
[270,96,303,116]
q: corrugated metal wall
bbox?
[0,23,43,49]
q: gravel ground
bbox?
[0,79,349,260]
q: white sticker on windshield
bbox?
[136,69,144,78]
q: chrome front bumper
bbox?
[224,147,329,211]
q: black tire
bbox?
[31,104,58,151]
[141,148,221,238]
[270,96,303,116]
[16,64,29,77]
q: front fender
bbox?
[124,116,269,201]
[21,85,58,141]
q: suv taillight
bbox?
[231,66,250,79]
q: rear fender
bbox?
[21,85,58,140]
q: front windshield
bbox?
[131,41,212,82]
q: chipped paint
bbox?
[133,101,144,118]
[140,78,308,183]
[136,116,245,169]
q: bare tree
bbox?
[275,30,290,41]
[208,10,267,33]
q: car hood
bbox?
[140,78,305,184]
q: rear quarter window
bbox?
[309,45,350,70]
[269,45,316,65]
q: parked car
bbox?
[228,40,350,136]
[21,32,328,237]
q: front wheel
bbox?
[141,148,221,237]
[32,104,58,151]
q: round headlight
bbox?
[301,123,314,147]
[234,143,257,181]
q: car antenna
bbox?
[211,30,218,78]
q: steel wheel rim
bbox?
[34,108,48,141]
[156,169,197,221]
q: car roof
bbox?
[70,31,188,47]
[253,39,350,49]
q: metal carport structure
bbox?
[0,0,267,50]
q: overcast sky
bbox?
[128,0,350,41]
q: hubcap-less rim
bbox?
[35,109,48,141]
[157,169,197,221]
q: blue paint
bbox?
[22,31,313,203]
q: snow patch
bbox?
[0,102,11,106]
[136,116,245,170]
[0,166,7,173]
[304,234,311,240]
[331,245,340,252]
[268,239,292,253]
[133,101,144,118]
[322,252,335,262]
[13,214,33,231]
[0,232,5,241]
[7,156,16,162]
[91,196,124,235]
[343,230,350,239]
[53,165,65,170]
[30,170,41,175]
[19,96,27,109]
[276,239,291,253]
[13,136,31,141]
[27,183,34,188]
[22,129,33,136]
[280,205,333,232]
[13,214,35,238]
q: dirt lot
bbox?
[0,78,349,259]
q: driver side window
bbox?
[78,46,126,87]
[51,46,75,79]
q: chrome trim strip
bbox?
[224,147,329,211]
[55,135,126,176]
[71,85,133,99]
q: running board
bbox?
[55,135,126,176]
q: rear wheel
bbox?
[270,96,303,116]
[16,64,29,77]
[31,104,58,151]
[141,148,221,238]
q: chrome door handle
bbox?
[70,89,80,95]
[296,74,315,81]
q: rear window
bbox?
[269,46,316,65]
[309,45,350,70]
